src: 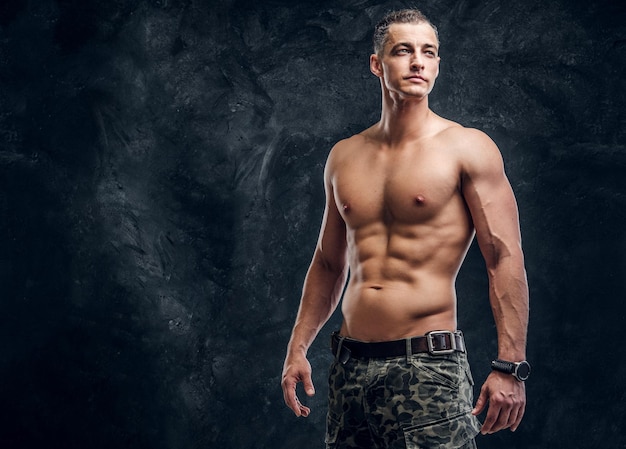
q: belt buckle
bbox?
[426,330,456,355]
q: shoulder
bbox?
[323,133,366,183]
[334,126,378,152]
[436,123,497,150]
[326,128,376,166]
[330,134,364,154]
[427,115,499,153]
[436,125,504,174]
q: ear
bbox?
[370,54,383,78]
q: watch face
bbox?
[516,362,531,380]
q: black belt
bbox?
[331,330,465,364]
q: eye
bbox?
[395,48,410,55]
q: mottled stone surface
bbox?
[0,0,625,448]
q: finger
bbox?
[492,405,512,434]
[480,412,496,434]
[480,402,503,435]
[281,378,302,417]
[302,373,316,397]
[472,386,487,416]
[510,403,526,432]
[295,396,311,417]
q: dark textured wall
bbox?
[1,0,625,448]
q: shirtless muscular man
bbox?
[281,9,529,449]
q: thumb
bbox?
[472,386,487,415]
[302,374,315,396]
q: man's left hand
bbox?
[472,370,526,434]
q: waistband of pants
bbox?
[330,330,466,363]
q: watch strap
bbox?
[491,359,531,381]
[491,359,515,374]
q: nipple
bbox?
[414,195,426,205]
[342,203,351,212]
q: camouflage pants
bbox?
[325,342,482,448]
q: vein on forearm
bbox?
[289,250,348,355]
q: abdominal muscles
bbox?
[340,226,469,341]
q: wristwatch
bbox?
[491,359,531,382]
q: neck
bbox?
[376,89,434,145]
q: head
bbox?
[369,9,441,102]
[373,9,439,58]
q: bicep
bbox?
[315,155,348,274]
[462,138,523,269]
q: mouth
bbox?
[406,75,427,82]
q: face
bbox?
[370,22,441,100]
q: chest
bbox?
[332,148,462,226]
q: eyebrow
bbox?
[424,43,439,54]
[390,42,439,52]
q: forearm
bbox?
[487,251,529,361]
[287,253,348,357]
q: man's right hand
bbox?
[281,354,316,417]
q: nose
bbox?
[410,54,424,71]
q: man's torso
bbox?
[329,121,476,341]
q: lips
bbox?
[406,75,426,82]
